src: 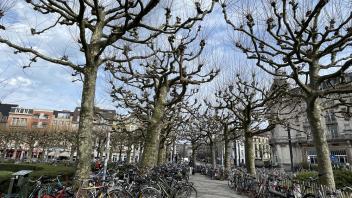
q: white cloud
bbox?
[8,76,33,87]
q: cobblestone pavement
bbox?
[190,174,248,198]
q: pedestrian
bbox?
[189,160,193,175]
[95,158,102,171]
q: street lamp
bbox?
[287,124,294,172]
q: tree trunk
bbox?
[27,143,34,161]
[224,125,231,171]
[12,140,17,160]
[41,147,47,161]
[245,133,256,176]
[234,140,237,166]
[165,143,171,163]
[126,143,132,163]
[138,142,143,163]
[131,144,136,164]
[157,143,166,165]
[70,143,76,162]
[75,65,98,186]
[119,143,123,162]
[140,84,168,171]
[191,143,197,167]
[306,98,335,189]
[171,141,176,163]
[97,138,102,158]
[210,141,216,168]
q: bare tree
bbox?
[193,108,222,168]
[0,0,14,29]
[222,0,352,188]
[108,27,219,170]
[211,71,284,176]
[0,0,216,183]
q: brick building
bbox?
[7,107,33,128]
[31,109,54,129]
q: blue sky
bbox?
[0,1,245,112]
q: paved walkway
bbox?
[190,174,247,198]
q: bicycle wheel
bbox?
[228,179,234,189]
[303,193,316,198]
[175,185,197,198]
[139,187,162,198]
[108,189,132,198]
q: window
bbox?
[325,111,336,123]
[57,113,70,119]
[309,155,318,164]
[327,124,338,138]
[15,108,30,114]
[11,118,18,126]
[11,118,27,126]
[303,125,311,139]
[112,155,118,162]
[295,115,299,123]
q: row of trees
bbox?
[1,0,352,189]
[0,127,78,161]
[0,0,217,187]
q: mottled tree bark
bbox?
[306,98,335,188]
[223,125,231,171]
[157,139,166,165]
[75,65,98,186]
[157,144,166,165]
[210,141,216,168]
[165,143,171,163]
[245,132,255,176]
[126,143,132,163]
[191,143,197,167]
[140,84,168,171]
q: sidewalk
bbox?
[190,174,248,198]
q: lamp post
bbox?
[102,129,111,181]
[287,124,294,172]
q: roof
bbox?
[0,103,18,117]
[72,106,116,122]
[10,107,33,114]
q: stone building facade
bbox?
[270,74,352,170]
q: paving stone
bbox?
[190,174,248,198]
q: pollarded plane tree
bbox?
[158,93,202,165]
[210,109,240,172]
[222,0,352,188]
[0,0,216,183]
[157,103,186,165]
[212,72,284,176]
[194,108,223,168]
[177,100,207,167]
[111,114,147,163]
[108,27,219,170]
[0,127,11,159]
